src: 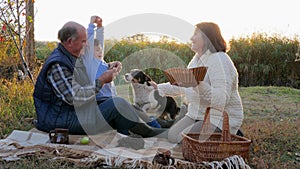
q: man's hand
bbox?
[98,68,118,84]
[109,61,122,73]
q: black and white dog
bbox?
[124,69,180,122]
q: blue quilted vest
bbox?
[33,44,83,133]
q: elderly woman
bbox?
[157,22,244,143]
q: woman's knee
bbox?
[167,116,195,143]
[168,128,181,143]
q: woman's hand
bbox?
[172,82,198,88]
[149,81,158,89]
[171,82,179,86]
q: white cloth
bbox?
[158,50,243,134]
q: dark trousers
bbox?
[97,97,139,134]
[35,97,139,135]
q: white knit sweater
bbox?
[158,51,243,134]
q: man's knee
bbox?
[111,97,129,106]
[111,97,139,122]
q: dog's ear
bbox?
[132,71,143,83]
[141,72,152,86]
[137,77,141,83]
[145,74,153,86]
[146,78,153,86]
[145,74,152,81]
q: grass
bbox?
[0,79,299,168]
[239,86,300,168]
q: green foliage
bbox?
[105,39,194,84]
[228,33,300,88]
[0,39,18,63]
[35,41,57,60]
[32,32,300,88]
[103,33,300,88]
[0,41,21,79]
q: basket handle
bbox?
[200,107,231,142]
[200,107,211,134]
[221,111,231,142]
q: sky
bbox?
[34,0,300,42]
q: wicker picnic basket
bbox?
[164,66,207,87]
[181,107,251,162]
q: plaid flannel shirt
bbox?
[47,63,102,105]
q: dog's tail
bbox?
[170,107,181,119]
[176,107,181,114]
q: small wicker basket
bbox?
[181,107,251,162]
[164,67,207,87]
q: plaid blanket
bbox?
[0,129,251,169]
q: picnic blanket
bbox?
[0,129,251,169]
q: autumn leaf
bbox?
[2,24,6,31]
[253,145,260,152]
[0,36,4,42]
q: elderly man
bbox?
[33,21,165,137]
